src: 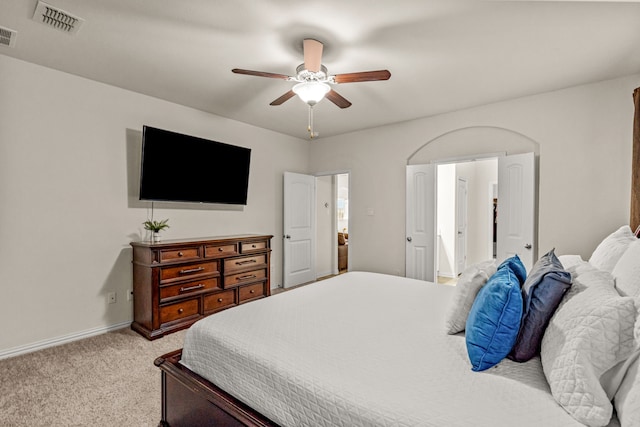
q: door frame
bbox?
[313,170,351,277]
[431,153,501,281]
[455,176,468,276]
[407,152,537,281]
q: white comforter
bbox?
[181,271,619,427]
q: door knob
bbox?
[524,243,532,249]
[406,237,412,242]
[284,235,291,239]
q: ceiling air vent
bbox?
[32,1,84,35]
[0,26,17,48]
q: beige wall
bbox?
[1,51,637,356]
[0,55,308,356]
[309,73,639,276]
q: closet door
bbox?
[497,152,536,271]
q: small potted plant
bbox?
[143,218,169,242]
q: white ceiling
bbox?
[2,0,640,140]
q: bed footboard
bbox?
[154,349,279,427]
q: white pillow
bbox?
[444,259,497,334]
[557,254,584,270]
[615,354,640,427]
[589,225,637,273]
[563,261,615,287]
[541,271,637,427]
[615,301,640,427]
[612,239,640,297]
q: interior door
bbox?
[406,164,436,281]
[283,172,316,288]
[497,152,536,271]
[455,177,468,275]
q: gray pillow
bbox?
[509,249,572,362]
[444,260,497,334]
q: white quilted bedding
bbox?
[181,271,620,427]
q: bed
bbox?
[155,226,640,427]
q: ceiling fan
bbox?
[232,38,391,138]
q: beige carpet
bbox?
[0,327,186,426]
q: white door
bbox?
[497,152,536,271]
[455,177,468,275]
[406,164,436,281]
[283,172,316,288]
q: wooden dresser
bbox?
[130,234,272,340]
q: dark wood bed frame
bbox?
[154,349,280,427]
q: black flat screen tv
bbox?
[139,126,251,205]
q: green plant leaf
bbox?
[143,218,170,232]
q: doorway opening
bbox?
[315,172,349,280]
[435,158,498,285]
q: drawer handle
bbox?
[217,298,223,302]
[178,308,184,314]
[178,252,184,257]
[237,274,257,281]
[179,267,205,274]
[252,244,256,248]
[249,289,255,294]
[235,259,257,265]
[218,247,224,252]
[180,284,205,292]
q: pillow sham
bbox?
[509,249,572,362]
[565,260,602,280]
[615,305,640,427]
[444,260,498,334]
[497,254,527,285]
[541,272,637,427]
[612,239,640,297]
[589,225,636,273]
[465,266,523,372]
[614,353,640,427]
[557,254,584,270]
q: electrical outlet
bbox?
[107,292,117,304]
[127,289,133,302]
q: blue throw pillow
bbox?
[509,249,572,362]
[498,255,527,285]
[465,265,523,371]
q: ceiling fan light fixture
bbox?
[292,81,330,106]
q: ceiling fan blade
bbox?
[326,89,352,109]
[270,90,296,106]
[232,68,290,80]
[333,70,391,84]
[303,39,323,73]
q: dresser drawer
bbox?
[224,268,266,288]
[240,241,267,253]
[160,261,218,284]
[160,299,199,324]
[224,254,267,273]
[203,289,236,313]
[159,247,201,263]
[160,277,220,301]
[205,244,238,258]
[239,282,266,303]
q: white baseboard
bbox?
[0,321,131,360]
[316,269,334,279]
